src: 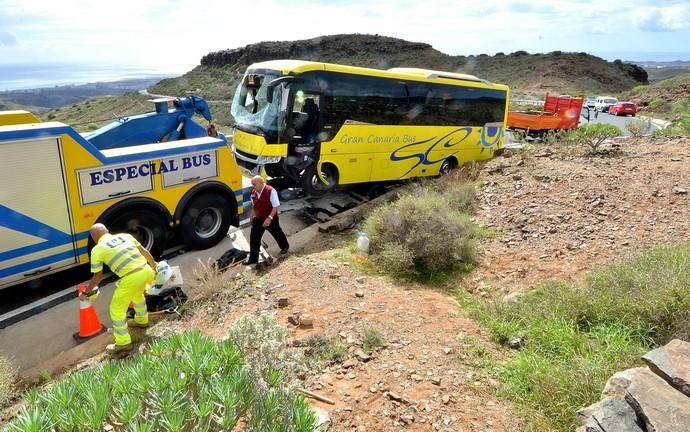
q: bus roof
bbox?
[247,60,508,91]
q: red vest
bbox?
[251,185,275,220]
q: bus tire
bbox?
[301,165,333,196]
[108,209,167,258]
[439,157,458,175]
[180,193,232,250]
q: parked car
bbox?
[594,96,618,112]
[609,101,637,116]
[585,96,597,108]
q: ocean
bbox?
[0,63,189,91]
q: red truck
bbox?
[508,94,585,136]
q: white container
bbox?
[356,232,370,262]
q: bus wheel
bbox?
[301,165,333,196]
[108,209,167,258]
[180,193,232,250]
[439,157,458,176]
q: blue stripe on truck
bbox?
[0,246,88,279]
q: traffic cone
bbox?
[73,283,107,343]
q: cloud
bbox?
[633,5,690,32]
[0,31,18,46]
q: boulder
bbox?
[642,339,690,397]
[312,406,331,431]
[576,397,644,432]
[602,367,690,431]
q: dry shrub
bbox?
[365,187,479,279]
[0,355,16,407]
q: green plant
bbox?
[0,355,16,407]
[361,327,385,354]
[364,188,479,280]
[625,118,652,137]
[565,123,622,154]
[5,328,316,431]
[302,334,347,365]
[462,243,690,431]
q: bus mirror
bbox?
[266,76,304,104]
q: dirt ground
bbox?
[473,136,690,295]
[158,135,689,432]
[5,135,688,431]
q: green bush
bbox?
[5,328,315,432]
[0,355,16,407]
[364,187,479,279]
[464,243,690,431]
[565,123,623,154]
[302,334,347,365]
[625,118,652,137]
[362,327,385,354]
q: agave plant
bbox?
[3,407,53,432]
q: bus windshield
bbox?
[231,70,284,134]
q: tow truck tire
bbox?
[301,165,333,196]
[108,209,167,258]
[180,193,232,250]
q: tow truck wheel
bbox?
[108,209,167,258]
[180,193,232,250]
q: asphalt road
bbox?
[583,108,651,136]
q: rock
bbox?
[277,297,289,308]
[576,397,644,432]
[431,377,441,386]
[312,406,331,432]
[354,290,364,298]
[383,392,410,405]
[603,367,690,431]
[299,316,314,329]
[671,157,682,161]
[443,347,454,355]
[672,186,687,194]
[342,358,358,369]
[355,276,366,284]
[508,335,524,349]
[288,314,300,325]
[354,349,371,362]
[642,339,690,397]
[441,395,450,405]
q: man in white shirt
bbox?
[246,175,289,264]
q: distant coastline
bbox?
[0,62,186,91]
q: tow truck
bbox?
[0,96,249,289]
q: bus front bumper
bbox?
[232,145,281,177]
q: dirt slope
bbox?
[473,136,690,294]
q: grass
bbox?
[5,321,315,432]
[461,243,690,431]
[301,334,348,366]
[0,355,16,407]
[361,327,385,354]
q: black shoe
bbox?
[280,247,289,256]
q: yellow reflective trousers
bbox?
[109,266,154,346]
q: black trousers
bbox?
[248,217,289,263]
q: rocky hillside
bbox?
[622,73,690,119]
[151,34,647,100]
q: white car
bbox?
[594,96,618,113]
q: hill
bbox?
[623,73,690,119]
[0,78,167,111]
[151,34,648,101]
[41,34,650,132]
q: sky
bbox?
[1,0,689,78]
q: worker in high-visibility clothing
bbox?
[81,223,156,353]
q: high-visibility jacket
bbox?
[90,233,147,277]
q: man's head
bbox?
[89,223,109,243]
[250,175,265,192]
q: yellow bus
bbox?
[231,60,509,194]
